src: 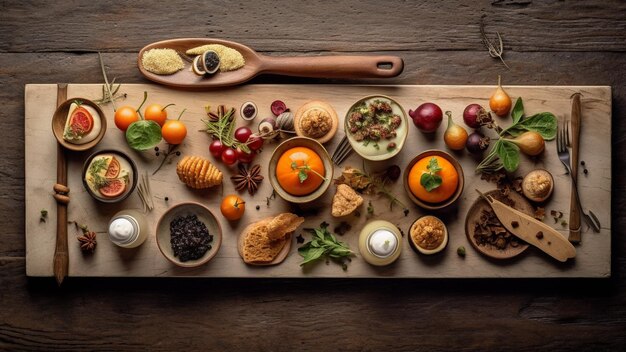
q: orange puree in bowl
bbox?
[408,156,458,203]
[276,147,325,196]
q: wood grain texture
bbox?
[2,0,626,350]
[1,1,625,53]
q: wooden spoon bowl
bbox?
[138,38,404,88]
[51,97,106,152]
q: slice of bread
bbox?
[332,184,363,217]
[266,213,304,241]
[242,218,288,264]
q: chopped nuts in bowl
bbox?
[408,215,448,255]
[294,100,339,144]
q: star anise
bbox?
[231,163,263,195]
[77,231,97,253]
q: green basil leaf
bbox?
[510,112,557,140]
[126,120,162,151]
[298,243,312,255]
[497,140,520,172]
[427,157,442,173]
[511,97,524,124]
[299,247,326,266]
[420,173,442,192]
[298,169,308,183]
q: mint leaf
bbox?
[420,173,443,192]
[421,157,443,191]
[427,157,442,173]
[298,169,308,183]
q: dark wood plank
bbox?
[1,258,626,351]
[0,0,625,53]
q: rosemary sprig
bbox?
[97,52,121,110]
[480,15,510,69]
[200,106,251,153]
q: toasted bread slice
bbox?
[266,213,304,241]
[332,184,363,217]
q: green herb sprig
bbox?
[298,222,354,269]
[291,161,327,183]
[201,105,251,153]
[477,97,556,173]
[420,157,443,192]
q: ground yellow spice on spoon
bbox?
[186,44,245,72]
[141,48,185,75]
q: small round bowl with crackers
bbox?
[156,202,222,268]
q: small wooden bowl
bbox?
[81,149,138,203]
[294,100,339,144]
[344,95,408,161]
[465,190,531,260]
[52,98,106,151]
[268,137,334,204]
[156,202,223,268]
[403,149,465,210]
[407,215,449,255]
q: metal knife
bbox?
[568,93,582,242]
[477,190,576,262]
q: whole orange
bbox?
[276,147,325,196]
[408,156,458,203]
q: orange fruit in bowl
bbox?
[408,155,458,204]
[276,147,325,196]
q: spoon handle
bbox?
[259,55,404,79]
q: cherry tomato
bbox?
[236,147,255,163]
[221,148,237,165]
[162,120,187,145]
[144,103,172,126]
[234,127,252,143]
[114,106,139,131]
[247,134,264,151]
[209,140,224,158]
[220,194,245,221]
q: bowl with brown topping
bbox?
[408,215,448,255]
[294,100,339,144]
[344,95,408,161]
[465,190,531,260]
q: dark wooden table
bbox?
[2,1,625,350]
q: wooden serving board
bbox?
[25,84,611,278]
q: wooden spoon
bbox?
[138,38,404,88]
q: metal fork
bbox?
[556,120,601,232]
[331,135,354,165]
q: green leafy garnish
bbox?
[420,157,443,192]
[477,97,557,173]
[298,222,354,268]
[290,161,327,184]
[88,157,110,188]
[126,120,162,151]
[497,140,520,172]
